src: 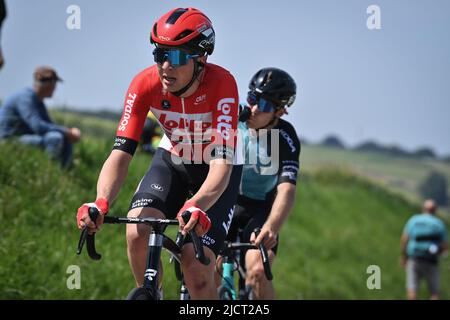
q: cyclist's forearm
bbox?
[96,150,132,203]
[266,183,296,234]
[190,160,232,211]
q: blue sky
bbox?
[1,0,449,155]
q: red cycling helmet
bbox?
[150,7,215,55]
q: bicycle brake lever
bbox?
[253,228,273,281]
[76,207,99,255]
[181,211,210,266]
[76,226,88,255]
[170,231,185,264]
[76,208,102,260]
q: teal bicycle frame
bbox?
[221,255,238,300]
[218,228,273,300]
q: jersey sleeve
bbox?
[16,91,67,135]
[113,72,152,155]
[277,121,301,185]
[210,73,239,162]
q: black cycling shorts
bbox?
[130,147,243,256]
[226,195,279,255]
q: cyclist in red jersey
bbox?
[76,7,242,299]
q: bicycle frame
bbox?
[220,249,238,300]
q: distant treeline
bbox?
[303,134,450,162]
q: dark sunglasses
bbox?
[246,91,278,113]
[153,47,200,67]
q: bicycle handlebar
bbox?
[76,208,209,266]
[224,228,273,281]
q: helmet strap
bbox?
[172,58,205,97]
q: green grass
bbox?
[276,169,450,299]
[1,112,449,299]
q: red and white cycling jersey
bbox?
[113,63,239,163]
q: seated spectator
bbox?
[0,66,81,168]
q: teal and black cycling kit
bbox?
[226,118,301,254]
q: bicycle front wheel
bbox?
[126,287,157,300]
[218,285,234,300]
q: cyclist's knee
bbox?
[126,207,165,242]
[246,250,275,282]
[247,262,266,282]
[182,245,216,291]
[183,263,211,292]
[185,272,209,293]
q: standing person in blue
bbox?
[400,199,448,300]
[0,66,81,168]
[0,0,6,69]
[222,68,300,299]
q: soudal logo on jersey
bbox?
[118,93,137,132]
[150,108,213,133]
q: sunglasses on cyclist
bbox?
[153,47,200,67]
[247,91,279,113]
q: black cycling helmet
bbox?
[248,67,297,108]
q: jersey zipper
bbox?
[181,97,186,115]
[181,97,191,146]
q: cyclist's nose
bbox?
[161,60,173,70]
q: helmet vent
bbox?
[166,8,188,25]
[263,71,273,87]
[175,29,194,41]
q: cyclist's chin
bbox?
[246,117,260,129]
[163,81,183,93]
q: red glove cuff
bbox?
[177,200,211,233]
[177,200,199,218]
[95,198,109,215]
